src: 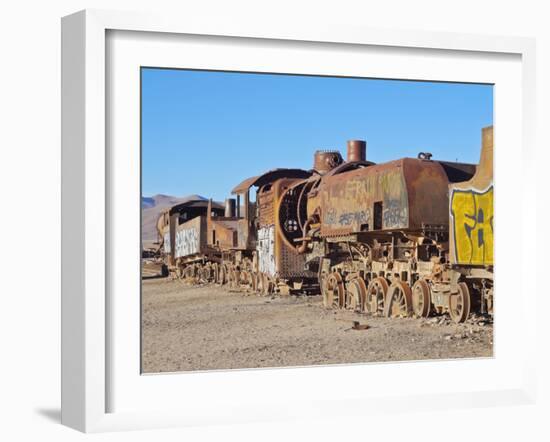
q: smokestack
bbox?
[313,150,343,174]
[479,125,493,178]
[224,198,236,217]
[347,140,366,162]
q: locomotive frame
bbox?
[61,9,537,433]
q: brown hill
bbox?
[141,194,207,241]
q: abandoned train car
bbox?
[153,126,493,323]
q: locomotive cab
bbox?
[231,168,313,294]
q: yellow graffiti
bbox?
[451,186,493,265]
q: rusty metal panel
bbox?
[208,218,253,251]
[173,215,206,259]
[402,158,450,230]
[231,168,311,195]
[278,237,315,278]
[318,160,409,236]
[209,219,238,250]
[316,157,455,237]
[236,219,250,250]
[270,178,316,279]
[258,186,275,227]
[231,175,261,195]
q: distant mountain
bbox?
[141,196,155,209]
[141,194,207,241]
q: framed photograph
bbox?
[61,9,537,433]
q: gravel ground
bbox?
[141,277,493,373]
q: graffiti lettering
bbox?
[257,225,276,276]
[451,185,494,265]
[324,208,337,225]
[324,208,371,227]
[163,232,171,254]
[338,210,369,226]
[174,228,199,258]
[383,200,408,229]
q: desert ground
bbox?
[141,275,493,373]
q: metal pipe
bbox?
[224,198,236,217]
[297,212,320,254]
[346,140,366,162]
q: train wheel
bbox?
[486,288,494,316]
[247,272,255,291]
[346,277,367,311]
[193,264,202,281]
[229,270,240,290]
[384,281,412,318]
[183,265,194,279]
[324,272,344,309]
[212,263,219,284]
[217,264,225,284]
[449,282,471,323]
[198,266,205,282]
[257,272,265,294]
[222,265,230,285]
[250,272,259,293]
[240,271,253,291]
[319,272,329,304]
[262,273,274,295]
[365,277,388,315]
[412,279,431,318]
[200,265,211,282]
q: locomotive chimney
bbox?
[313,150,344,174]
[224,198,236,217]
[347,140,366,162]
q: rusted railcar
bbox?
[155,126,493,323]
[157,199,225,279]
[285,127,492,322]
[158,169,314,293]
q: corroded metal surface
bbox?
[315,158,452,237]
[231,168,311,195]
[313,150,344,174]
[224,198,236,218]
[346,140,366,162]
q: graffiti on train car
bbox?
[325,208,370,226]
[174,227,200,258]
[163,232,171,254]
[450,185,494,265]
[257,225,276,276]
[383,200,408,229]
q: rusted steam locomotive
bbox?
[156,126,494,323]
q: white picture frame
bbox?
[61,9,538,433]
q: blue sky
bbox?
[141,68,493,201]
